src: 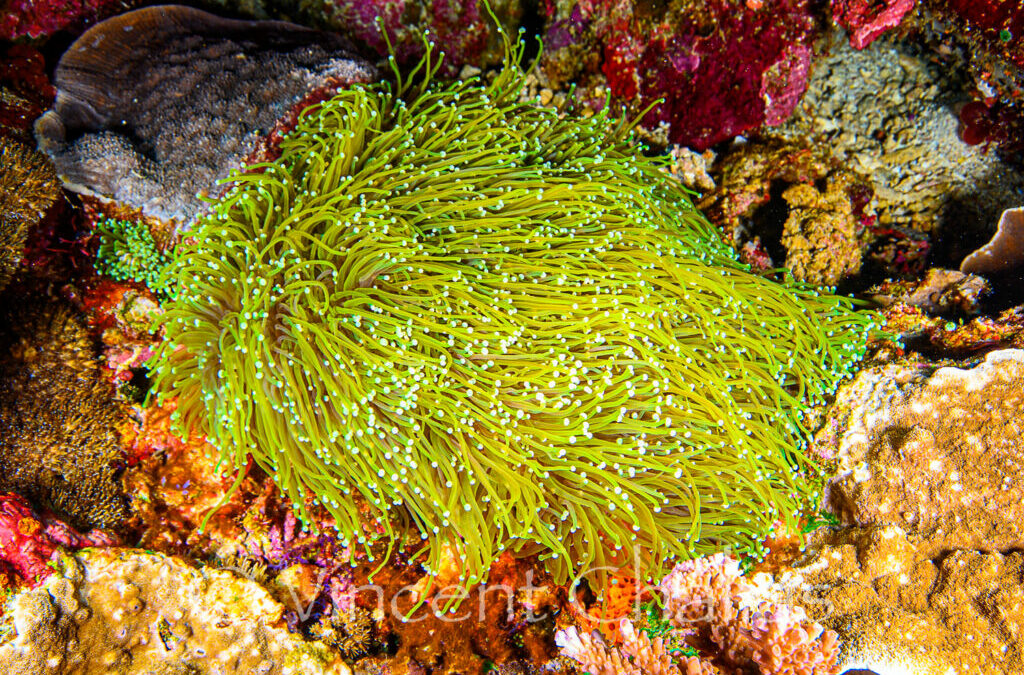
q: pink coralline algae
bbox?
[0,0,119,40]
[551,0,819,149]
[322,0,492,75]
[832,0,916,50]
[0,492,113,588]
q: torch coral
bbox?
[150,38,874,585]
[93,218,174,295]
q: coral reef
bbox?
[817,349,1024,556]
[320,0,517,76]
[150,36,875,587]
[539,0,819,149]
[0,548,351,674]
[93,218,174,295]
[0,138,59,292]
[35,5,378,224]
[658,555,839,674]
[558,554,839,674]
[0,300,127,530]
[778,522,1019,675]
[705,139,836,241]
[960,206,1024,276]
[783,524,1024,674]
[0,492,113,589]
[924,0,1024,101]
[869,268,990,316]
[557,617,718,675]
[702,139,873,283]
[751,346,1024,673]
[0,46,55,145]
[354,552,561,675]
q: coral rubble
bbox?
[0,300,127,530]
[35,5,378,224]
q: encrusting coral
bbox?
[780,174,865,286]
[0,137,59,291]
[0,300,127,530]
[0,548,350,674]
[150,31,875,586]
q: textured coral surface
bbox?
[0,548,351,674]
[0,300,127,531]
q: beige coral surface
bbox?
[788,349,1024,674]
[0,548,351,675]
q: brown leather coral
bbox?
[36,4,377,224]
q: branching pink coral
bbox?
[659,554,840,675]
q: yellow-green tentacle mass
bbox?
[150,40,874,585]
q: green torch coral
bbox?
[150,42,874,584]
[94,217,174,295]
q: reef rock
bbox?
[35,5,377,224]
[0,548,351,675]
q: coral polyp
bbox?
[151,42,873,584]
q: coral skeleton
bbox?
[151,36,874,585]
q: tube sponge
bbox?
[150,42,874,584]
